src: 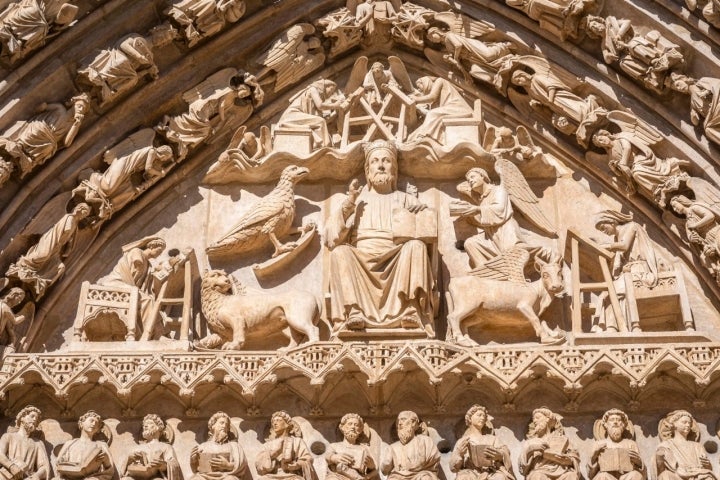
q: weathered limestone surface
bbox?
[3,1,720,479]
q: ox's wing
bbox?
[468,246,529,283]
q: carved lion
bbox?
[197,269,320,350]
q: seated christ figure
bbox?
[324,140,436,337]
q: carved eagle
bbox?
[206,165,309,258]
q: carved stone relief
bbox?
[2,406,720,480]
[163,0,246,48]
[0,0,78,64]
[4,1,720,478]
[76,25,178,107]
[0,95,90,189]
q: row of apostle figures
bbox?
[0,406,715,480]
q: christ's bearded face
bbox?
[366,148,396,189]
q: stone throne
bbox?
[72,249,197,345]
[72,282,139,341]
[565,228,695,341]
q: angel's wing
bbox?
[345,56,368,92]
[258,125,272,153]
[182,68,237,104]
[606,110,663,147]
[346,0,359,14]
[103,128,156,165]
[274,50,326,92]
[226,126,248,150]
[516,125,535,148]
[230,194,287,237]
[432,11,495,38]
[496,158,557,236]
[517,55,584,92]
[687,176,720,218]
[16,300,35,353]
[423,46,453,73]
[482,126,499,151]
[388,56,413,92]
[468,246,530,283]
[257,23,315,70]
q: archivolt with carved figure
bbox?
[3,0,720,467]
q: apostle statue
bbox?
[189,412,246,480]
[324,140,436,336]
[450,405,514,480]
[0,406,50,480]
[655,410,715,480]
[381,411,440,480]
[519,407,579,480]
[122,414,181,480]
[55,411,114,480]
[588,409,644,480]
[325,413,377,480]
[255,411,316,480]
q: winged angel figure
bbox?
[589,111,689,202]
[450,129,557,284]
[341,55,418,144]
[256,23,326,93]
[669,177,720,282]
[72,129,175,219]
[156,68,262,159]
[502,56,606,144]
[424,11,516,88]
